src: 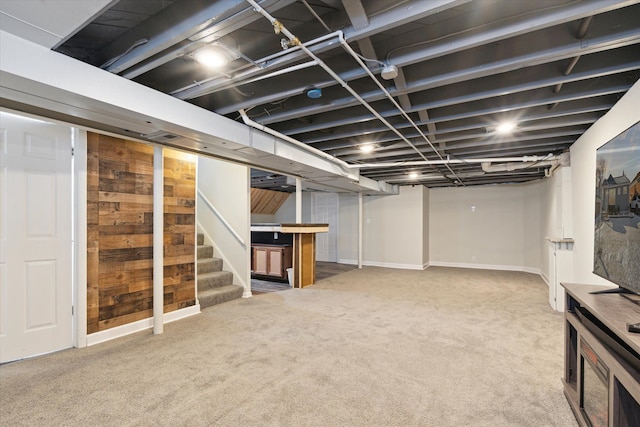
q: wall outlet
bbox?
[471,255,476,262]
[471,205,476,213]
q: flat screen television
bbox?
[593,120,640,294]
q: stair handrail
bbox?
[197,189,246,248]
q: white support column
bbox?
[358,192,363,269]
[296,177,302,224]
[244,166,252,298]
[153,146,164,334]
[194,157,199,304]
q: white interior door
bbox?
[0,111,73,363]
[313,193,338,262]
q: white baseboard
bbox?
[521,266,543,276]
[164,304,200,324]
[429,261,542,276]
[337,258,425,270]
[87,304,200,347]
[337,259,539,276]
[539,271,550,287]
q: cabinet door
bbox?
[267,248,283,276]
[253,247,269,275]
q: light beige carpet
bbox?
[0,267,577,426]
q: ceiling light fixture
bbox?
[193,46,228,68]
[495,121,517,134]
[360,144,374,153]
[306,86,322,99]
[380,63,398,80]
[408,171,419,180]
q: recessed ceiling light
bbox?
[360,144,374,153]
[194,46,228,68]
[495,121,517,134]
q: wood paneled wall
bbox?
[87,133,195,334]
[251,188,290,214]
[163,149,196,312]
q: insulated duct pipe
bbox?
[238,109,358,181]
[244,0,462,185]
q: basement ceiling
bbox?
[251,168,296,192]
[47,0,640,187]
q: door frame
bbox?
[74,128,88,348]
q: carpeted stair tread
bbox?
[198,270,233,290]
[197,244,213,259]
[196,232,242,308]
[197,257,223,274]
[199,285,244,309]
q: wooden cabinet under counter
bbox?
[251,244,292,280]
[251,223,328,287]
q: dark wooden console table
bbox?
[561,283,640,427]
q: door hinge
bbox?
[71,305,74,315]
[71,147,75,156]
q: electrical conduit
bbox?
[245,0,463,184]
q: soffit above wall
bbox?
[0,0,114,48]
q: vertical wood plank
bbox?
[163,148,196,312]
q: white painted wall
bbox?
[197,157,250,294]
[569,79,640,285]
[362,186,425,269]
[429,183,542,273]
[250,213,275,223]
[522,180,543,272]
[274,192,311,223]
[338,194,359,263]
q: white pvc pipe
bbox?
[237,60,317,85]
[244,0,462,184]
[153,145,164,335]
[481,160,557,173]
[244,1,566,187]
[172,31,342,97]
[348,155,556,168]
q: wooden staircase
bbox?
[197,233,244,309]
